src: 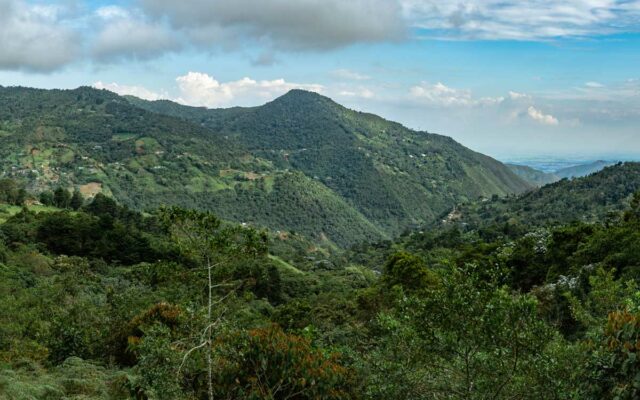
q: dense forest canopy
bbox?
[0,86,530,247]
[1,160,640,399]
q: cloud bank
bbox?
[94,72,324,108]
[4,0,640,71]
[92,6,179,62]
[0,0,79,71]
[403,0,640,40]
[139,0,405,50]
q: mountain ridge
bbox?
[0,86,530,246]
[443,162,640,234]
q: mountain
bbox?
[0,86,530,246]
[444,162,640,233]
[554,160,616,179]
[506,163,560,186]
[130,90,531,227]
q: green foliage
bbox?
[448,162,640,237]
[70,189,84,210]
[364,264,569,399]
[0,358,122,400]
[381,251,439,291]
[582,309,640,399]
[0,178,27,206]
[212,324,356,399]
[53,187,71,209]
[506,163,560,186]
[39,190,54,206]
[3,85,640,398]
[0,86,530,247]
[127,324,185,400]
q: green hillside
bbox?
[0,86,529,246]
[507,163,560,186]
[130,89,531,234]
[3,166,640,399]
[554,160,616,179]
[443,162,640,234]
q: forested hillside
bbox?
[507,163,560,186]
[128,89,531,235]
[555,160,616,179]
[0,86,530,247]
[5,85,640,399]
[441,162,640,236]
[2,169,640,398]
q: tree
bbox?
[69,190,84,210]
[212,324,355,399]
[53,187,71,209]
[160,206,268,400]
[382,251,439,291]
[0,178,26,205]
[581,309,640,399]
[39,190,54,206]
[84,193,118,218]
[365,263,571,399]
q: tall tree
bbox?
[69,190,84,210]
[53,187,71,209]
[39,190,54,206]
[160,206,268,400]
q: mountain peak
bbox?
[269,89,337,108]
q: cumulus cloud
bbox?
[139,0,405,50]
[527,106,559,125]
[409,82,503,107]
[93,81,169,101]
[94,72,324,107]
[402,0,640,40]
[175,72,324,107]
[5,0,640,72]
[338,88,375,99]
[0,0,79,71]
[92,6,179,62]
[509,91,531,100]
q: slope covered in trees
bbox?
[507,163,560,186]
[441,162,640,236]
[0,86,531,246]
[2,173,640,399]
[128,89,531,234]
[555,160,616,179]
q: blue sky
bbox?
[1,0,640,159]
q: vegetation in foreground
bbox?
[1,167,640,399]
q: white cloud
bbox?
[92,6,179,62]
[332,69,371,81]
[527,106,559,125]
[174,72,324,107]
[140,0,405,50]
[0,0,79,71]
[402,0,640,40]
[93,81,169,101]
[338,88,375,99]
[94,72,326,108]
[509,91,531,100]
[409,82,503,106]
[585,81,605,88]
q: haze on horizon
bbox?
[1,0,639,159]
